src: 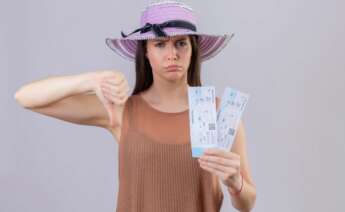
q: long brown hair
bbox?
[132,35,201,95]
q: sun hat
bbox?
[105,0,234,62]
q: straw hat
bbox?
[105,1,234,62]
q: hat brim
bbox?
[105,31,234,62]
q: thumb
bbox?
[104,100,116,127]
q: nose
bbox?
[166,43,178,61]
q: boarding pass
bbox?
[188,86,249,157]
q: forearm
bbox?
[228,179,256,212]
[14,72,97,108]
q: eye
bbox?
[176,40,187,47]
[155,42,165,48]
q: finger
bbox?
[199,157,235,172]
[101,81,128,95]
[102,79,127,89]
[101,87,128,101]
[103,100,115,127]
[101,83,122,95]
[102,90,124,104]
[101,86,121,97]
[103,76,126,86]
[101,83,129,96]
[204,148,240,160]
[199,160,239,181]
[102,90,118,105]
[199,162,228,180]
[102,89,128,101]
[199,159,237,174]
[199,155,240,169]
[112,97,127,105]
[101,83,129,102]
[106,88,129,98]
[104,92,127,105]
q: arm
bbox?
[14,71,128,129]
[198,120,257,211]
[227,120,257,211]
[14,72,96,109]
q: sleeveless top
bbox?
[115,94,223,212]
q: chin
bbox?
[165,72,186,82]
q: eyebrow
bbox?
[175,38,188,42]
[153,39,168,42]
[153,37,188,42]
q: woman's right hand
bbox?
[93,70,130,128]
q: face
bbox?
[145,35,192,83]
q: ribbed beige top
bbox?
[116,94,223,212]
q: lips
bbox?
[165,65,182,71]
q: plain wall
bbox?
[1,0,344,211]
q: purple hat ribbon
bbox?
[121,19,197,38]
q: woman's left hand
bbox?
[198,148,242,191]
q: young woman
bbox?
[14,1,256,211]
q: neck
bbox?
[144,78,189,105]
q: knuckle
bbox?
[102,70,116,76]
[114,71,125,79]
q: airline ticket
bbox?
[188,86,249,157]
[217,87,249,150]
[188,86,218,157]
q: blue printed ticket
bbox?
[188,86,218,157]
[188,86,249,157]
[217,87,249,150]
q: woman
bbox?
[14,1,256,211]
